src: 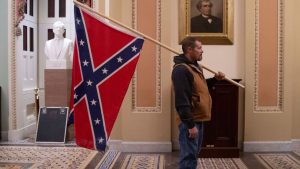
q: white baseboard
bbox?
[107,140,172,152]
[292,139,300,150]
[7,123,36,141]
[244,141,294,152]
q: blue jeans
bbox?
[178,122,204,169]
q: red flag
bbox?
[69,5,144,151]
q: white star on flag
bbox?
[90,99,97,105]
[83,60,89,66]
[94,118,101,125]
[74,93,78,99]
[87,80,93,86]
[80,39,85,46]
[117,57,123,63]
[102,68,108,74]
[131,46,137,52]
[76,18,81,25]
[98,137,104,144]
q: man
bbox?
[191,0,223,33]
[172,37,224,169]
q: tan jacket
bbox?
[175,63,212,123]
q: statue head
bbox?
[53,21,65,38]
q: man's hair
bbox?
[180,37,198,54]
[196,0,213,10]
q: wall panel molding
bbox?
[131,0,162,113]
[8,0,17,129]
[254,0,284,112]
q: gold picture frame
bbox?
[179,0,233,45]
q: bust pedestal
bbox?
[44,69,72,107]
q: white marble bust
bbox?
[45,21,73,69]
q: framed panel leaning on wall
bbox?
[179,0,233,45]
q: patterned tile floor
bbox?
[1,140,300,169]
[0,146,100,168]
[255,153,300,169]
[164,151,300,169]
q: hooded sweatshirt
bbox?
[172,54,216,129]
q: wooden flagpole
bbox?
[73,0,245,89]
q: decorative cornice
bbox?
[8,0,17,129]
[131,0,162,112]
[254,0,284,112]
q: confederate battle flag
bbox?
[69,5,144,151]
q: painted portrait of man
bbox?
[190,0,223,33]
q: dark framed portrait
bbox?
[179,0,233,45]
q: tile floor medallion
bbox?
[198,158,248,169]
[120,154,164,169]
[95,150,120,169]
[255,153,300,169]
[0,146,97,169]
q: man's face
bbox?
[189,40,203,61]
[199,1,212,16]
